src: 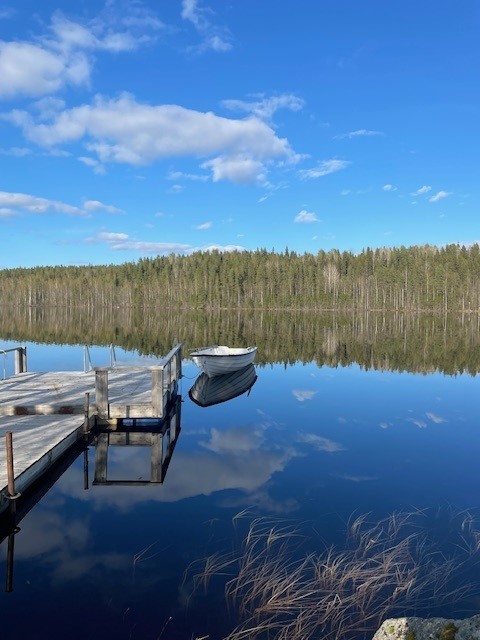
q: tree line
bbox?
[1,243,480,311]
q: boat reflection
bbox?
[188,364,257,408]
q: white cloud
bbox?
[222,93,305,120]
[298,159,350,180]
[196,243,245,253]
[181,0,232,53]
[426,412,446,424]
[334,129,384,139]
[202,155,266,184]
[83,200,123,214]
[382,184,397,192]
[292,389,317,401]
[85,231,245,255]
[0,9,164,100]
[0,191,124,218]
[0,191,83,216]
[195,221,212,230]
[411,185,431,196]
[167,170,209,182]
[96,232,129,242]
[0,41,88,99]
[5,94,292,184]
[294,210,318,224]
[429,190,451,203]
[87,233,191,253]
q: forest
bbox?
[1,243,480,312]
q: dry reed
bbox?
[186,508,480,640]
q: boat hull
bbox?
[190,346,257,378]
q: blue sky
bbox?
[0,0,479,268]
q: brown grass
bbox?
[186,508,480,640]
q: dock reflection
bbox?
[188,364,257,408]
[91,395,181,486]
[0,394,182,591]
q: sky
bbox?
[0,0,479,268]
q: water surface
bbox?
[1,316,480,639]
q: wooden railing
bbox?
[93,343,182,423]
[0,347,27,379]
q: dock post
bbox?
[83,392,90,435]
[5,431,19,518]
[150,432,163,482]
[95,368,109,420]
[14,347,27,374]
[151,366,164,417]
[83,447,89,490]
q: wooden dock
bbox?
[0,344,182,514]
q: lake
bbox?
[1,311,480,639]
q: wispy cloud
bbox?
[292,389,317,401]
[298,159,350,180]
[0,190,122,217]
[0,190,83,216]
[222,93,304,120]
[167,170,209,182]
[181,0,232,52]
[333,473,378,482]
[382,184,397,192]
[78,156,106,174]
[195,221,212,230]
[426,412,446,424]
[85,231,245,255]
[334,129,384,140]
[296,432,345,452]
[83,200,123,214]
[407,418,427,429]
[294,210,318,224]
[429,190,451,203]
[411,185,431,196]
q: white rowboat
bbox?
[190,345,257,378]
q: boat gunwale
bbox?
[190,346,257,358]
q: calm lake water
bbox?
[1,318,480,639]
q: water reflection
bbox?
[2,307,480,375]
[2,325,480,638]
[188,364,257,407]
[0,395,182,593]
[92,396,181,486]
